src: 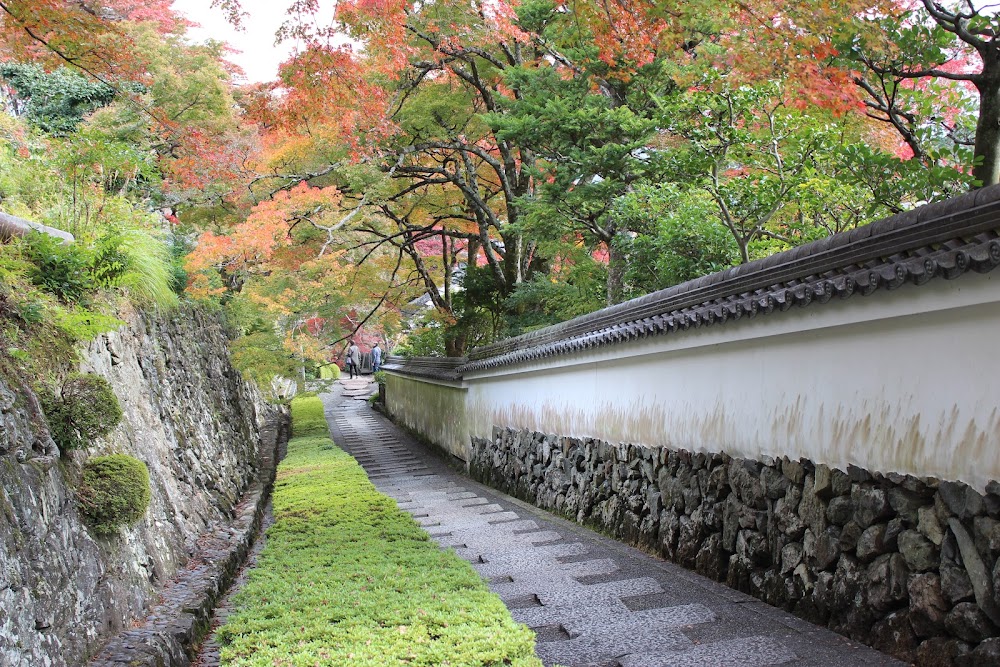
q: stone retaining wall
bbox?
[471,427,1000,665]
[0,307,273,666]
[90,412,288,667]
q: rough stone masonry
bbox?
[471,427,1000,666]
[0,307,272,667]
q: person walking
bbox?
[371,342,382,374]
[346,340,360,379]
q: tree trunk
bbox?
[467,235,480,266]
[606,239,626,306]
[974,66,1000,187]
[445,333,466,357]
[501,229,522,293]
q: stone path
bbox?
[323,379,908,667]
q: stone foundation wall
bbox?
[0,307,272,667]
[471,427,1000,665]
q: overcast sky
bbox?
[171,0,294,84]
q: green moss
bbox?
[41,373,123,451]
[77,454,151,536]
[289,394,327,437]
[216,395,541,667]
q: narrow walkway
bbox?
[323,379,905,667]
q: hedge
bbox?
[216,395,541,666]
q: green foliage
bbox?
[505,256,606,334]
[168,236,191,296]
[373,370,387,385]
[226,293,302,393]
[90,228,179,308]
[41,373,123,451]
[318,363,341,380]
[52,307,125,343]
[394,318,447,358]
[20,232,94,302]
[289,395,329,437]
[216,396,541,667]
[0,63,117,135]
[612,185,738,298]
[77,454,151,536]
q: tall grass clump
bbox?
[216,395,541,667]
[90,228,179,308]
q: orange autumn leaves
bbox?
[186,182,348,299]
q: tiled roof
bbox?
[381,356,466,382]
[461,184,1000,373]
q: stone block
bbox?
[866,553,910,612]
[813,464,835,500]
[871,610,918,663]
[915,637,971,667]
[918,506,945,546]
[856,524,889,562]
[908,573,949,637]
[944,602,998,643]
[811,527,842,571]
[852,486,892,528]
[889,487,928,524]
[899,530,939,572]
[782,458,805,485]
[942,563,976,604]
[826,496,854,526]
[939,482,986,521]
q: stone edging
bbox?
[88,410,290,667]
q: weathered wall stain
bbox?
[466,388,1000,491]
[386,375,468,459]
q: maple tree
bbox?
[184,0,990,359]
[830,1,1000,185]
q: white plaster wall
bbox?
[385,374,469,460]
[464,271,1000,490]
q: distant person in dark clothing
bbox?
[347,340,360,378]
[371,342,382,373]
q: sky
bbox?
[170,0,295,84]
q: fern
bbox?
[91,229,179,309]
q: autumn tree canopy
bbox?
[1,0,993,375]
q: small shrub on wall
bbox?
[41,372,123,451]
[78,454,151,536]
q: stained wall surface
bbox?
[461,272,999,492]
[385,373,467,460]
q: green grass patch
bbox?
[217,395,541,667]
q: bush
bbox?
[90,228,179,308]
[78,454,151,536]
[41,373,123,451]
[216,395,540,667]
[21,232,94,302]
